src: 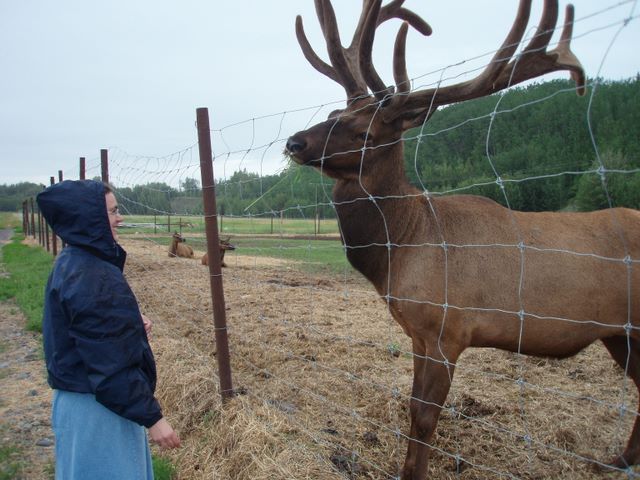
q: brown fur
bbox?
[201,238,236,268]
[168,232,194,259]
[285,2,638,476]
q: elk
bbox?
[285,1,640,478]
[201,237,236,268]
[168,231,194,259]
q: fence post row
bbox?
[196,107,234,402]
[20,125,233,403]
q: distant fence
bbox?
[23,108,235,402]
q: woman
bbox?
[37,180,180,479]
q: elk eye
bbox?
[356,132,372,142]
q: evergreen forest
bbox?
[4,77,638,217]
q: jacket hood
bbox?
[37,180,123,265]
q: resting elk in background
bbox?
[285,0,640,478]
[201,237,236,267]
[168,231,194,259]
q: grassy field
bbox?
[122,214,340,236]
[120,215,350,274]
[0,212,21,230]
[0,213,52,332]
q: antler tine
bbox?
[360,0,390,100]
[489,1,586,94]
[549,4,586,95]
[378,0,432,36]
[295,15,341,85]
[393,22,410,97]
[522,0,558,53]
[295,0,371,99]
[295,0,433,102]
[318,0,364,97]
[387,0,586,120]
[468,0,533,95]
[360,0,433,101]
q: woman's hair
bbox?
[103,182,114,194]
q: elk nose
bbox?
[286,135,306,154]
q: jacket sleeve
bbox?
[61,265,163,428]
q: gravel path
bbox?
[0,229,12,243]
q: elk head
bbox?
[220,237,236,251]
[285,0,586,183]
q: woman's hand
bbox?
[141,314,153,338]
[148,418,181,449]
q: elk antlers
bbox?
[296,0,586,119]
[295,0,432,100]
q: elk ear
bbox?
[394,107,436,131]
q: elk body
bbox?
[168,231,194,259]
[201,237,236,267]
[285,1,640,478]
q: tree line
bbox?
[4,76,638,216]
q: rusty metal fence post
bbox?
[22,201,28,237]
[101,149,109,184]
[196,107,234,401]
[49,177,57,255]
[30,198,36,240]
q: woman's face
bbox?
[105,192,123,242]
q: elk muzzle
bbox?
[285,134,307,160]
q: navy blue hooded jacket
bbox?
[37,180,163,428]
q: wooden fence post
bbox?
[196,107,234,401]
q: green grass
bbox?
[0,240,52,332]
[120,214,340,236]
[0,212,21,230]
[230,237,351,273]
[152,456,177,480]
[0,442,24,480]
[219,216,340,236]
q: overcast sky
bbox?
[1,0,638,187]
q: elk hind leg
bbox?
[602,336,640,468]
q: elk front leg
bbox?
[401,338,459,480]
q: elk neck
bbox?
[332,141,436,288]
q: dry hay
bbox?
[121,236,638,479]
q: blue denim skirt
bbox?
[52,390,154,480]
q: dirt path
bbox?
[0,230,54,479]
[0,302,54,479]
